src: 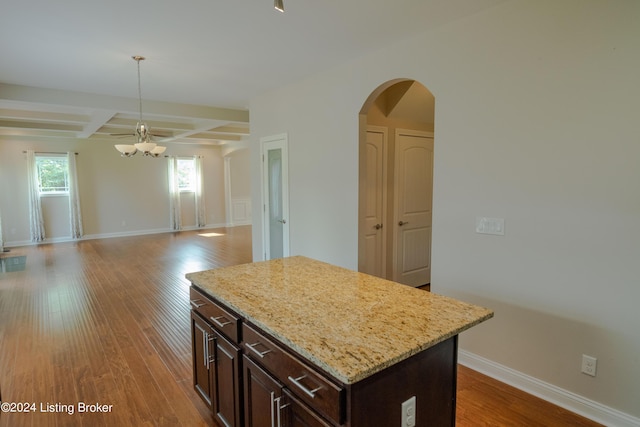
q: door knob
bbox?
[374,224,383,230]
[398,221,409,226]
[278,219,287,224]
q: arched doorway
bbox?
[358,79,435,287]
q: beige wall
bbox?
[249,0,640,422]
[229,148,251,198]
[0,136,236,245]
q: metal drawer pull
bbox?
[246,342,272,358]
[210,316,232,328]
[203,332,208,367]
[190,299,206,308]
[207,334,216,366]
[288,375,322,398]
[203,332,215,369]
[274,396,290,427]
[270,392,276,427]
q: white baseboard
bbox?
[2,222,245,248]
[226,220,252,227]
[458,350,640,427]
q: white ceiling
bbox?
[0,0,505,147]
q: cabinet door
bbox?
[211,329,242,427]
[243,355,283,427]
[283,389,332,427]
[191,311,213,407]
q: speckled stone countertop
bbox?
[186,256,493,384]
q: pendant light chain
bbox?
[114,55,166,157]
[136,57,144,124]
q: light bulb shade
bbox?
[115,144,137,157]
[148,147,167,157]
[134,141,157,154]
[274,0,284,12]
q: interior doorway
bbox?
[358,80,435,287]
[261,133,290,260]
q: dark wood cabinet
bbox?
[242,322,342,426]
[243,355,332,427]
[243,355,283,427]
[283,389,333,427]
[191,310,213,407]
[191,288,243,427]
[211,328,242,427]
[190,284,458,427]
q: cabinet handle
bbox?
[287,375,322,398]
[203,332,209,369]
[270,392,276,427]
[246,342,273,358]
[207,335,215,369]
[274,396,290,427]
[210,316,232,328]
[190,299,206,308]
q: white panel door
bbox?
[362,127,387,278]
[262,134,290,260]
[393,130,433,287]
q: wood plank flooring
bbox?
[0,227,601,426]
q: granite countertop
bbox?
[186,256,493,384]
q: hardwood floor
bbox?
[0,227,601,426]
[456,365,601,427]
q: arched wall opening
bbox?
[358,79,435,287]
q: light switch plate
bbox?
[476,217,505,235]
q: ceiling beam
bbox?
[77,110,117,138]
[0,83,249,123]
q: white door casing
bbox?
[393,129,434,287]
[261,134,290,260]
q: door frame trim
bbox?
[260,133,290,260]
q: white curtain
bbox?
[68,152,83,239]
[194,155,206,228]
[168,157,182,230]
[26,150,45,242]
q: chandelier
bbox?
[115,56,167,157]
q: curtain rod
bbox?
[23,151,78,155]
[164,155,204,158]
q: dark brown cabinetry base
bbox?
[190,284,458,427]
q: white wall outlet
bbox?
[475,217,505,235]
[401,396,416,427]
[581,354,597,377]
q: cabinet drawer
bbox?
[242,323,344,425]
[190,286,240,344]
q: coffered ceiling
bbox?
[0,0,505,147]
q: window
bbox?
[36,155,69,194]
[177,158,196,192]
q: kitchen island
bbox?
[187,256,493,427]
